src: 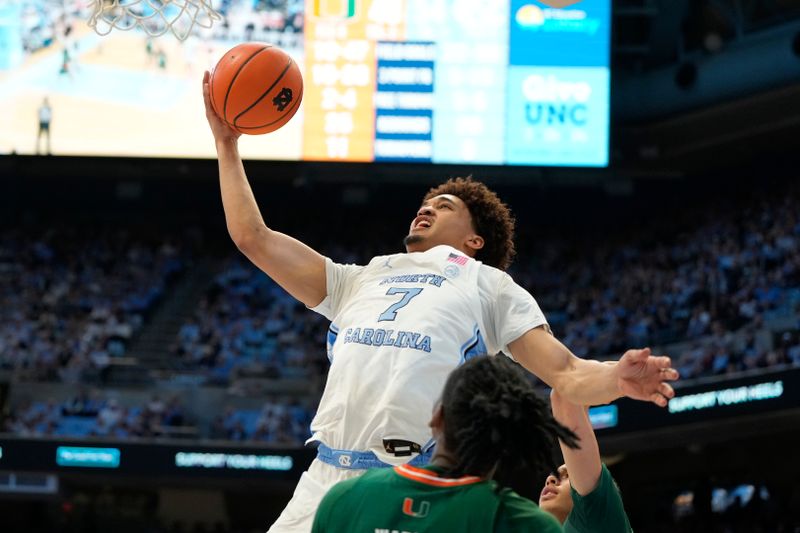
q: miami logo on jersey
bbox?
[402,497,430,518]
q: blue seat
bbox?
[58,416,97,437]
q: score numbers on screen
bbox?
[312,40,369,158]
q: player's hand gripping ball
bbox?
[209,43,303,135]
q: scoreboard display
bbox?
[0,0,610,166]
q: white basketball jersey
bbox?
[309,244,548,465]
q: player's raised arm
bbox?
[548,389,601,495]
[508,328,679,407]
[541,391,634,531]
[202,71,326,308]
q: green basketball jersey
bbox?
[564,464,632,533]
[312,464,563,533]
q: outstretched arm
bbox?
[508,327,678,407]
[203,71,326,308]
[549,389,601,495]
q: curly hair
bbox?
[440,355,579,487]
[423,177,516,270]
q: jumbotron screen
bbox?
[0,0,610,166]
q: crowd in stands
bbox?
[668,323,800,382]
[208,398,314,444]
[510,193,800,379]
[0,228,186,383]
[2,389,314,445]
[170,256,329,385]
[3,391,189,440]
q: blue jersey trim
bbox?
[459,325,488,364]
[421,437,436,452]
[326,324,339,362]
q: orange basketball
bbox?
[210,43,303,135]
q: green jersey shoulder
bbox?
[313,464,562,533]
[564,464,632,533]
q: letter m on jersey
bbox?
[402,497,430,518]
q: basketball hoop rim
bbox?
[86,0,223,42]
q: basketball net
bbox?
[87,0,222,41]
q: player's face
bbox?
[404,194,482,255]
[538,464,574,522]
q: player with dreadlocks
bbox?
[204,82,679,532]
[312,355,579,531]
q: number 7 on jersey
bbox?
[378,287,423,322]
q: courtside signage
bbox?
[510,0,610,67]
[668,380,784,414]
[588,405,619,429]
[175,452,293,471]
[0,440,312,479]
[596,368,800,435]
[505,66,609,166]
[56,446,121,468]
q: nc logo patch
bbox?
[444,265,460,278]
[272,88,293,112]
[338,454,352,467]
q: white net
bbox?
[87,0,222,41]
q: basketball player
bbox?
[36,97,52,155]
[312,355,575,532]
[538,390,632,532]
[202,71,678,532]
